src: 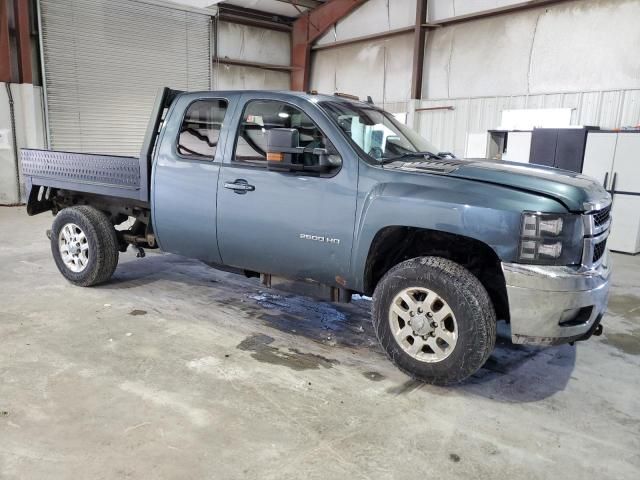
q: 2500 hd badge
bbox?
[299,233,341,245]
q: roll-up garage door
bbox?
[40,0,212,156]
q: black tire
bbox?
[372,256,496,385]
[50,206,119,287]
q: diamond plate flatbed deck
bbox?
[21,149,145,202]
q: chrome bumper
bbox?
[502,251,611,345]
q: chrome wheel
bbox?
[388,286,458,363]
[58,223,89,273]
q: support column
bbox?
[15,0,32,84]
[290,0,367,91]
[410,0,428,100]
[0,0,33,84]
[0,0,12,82]
[0,0,42,204]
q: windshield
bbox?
[319,101,440,163]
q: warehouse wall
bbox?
[309,0,640,155]
[310,0,416,107]
[427,0,554,21]
[423,0,640,98]
[215,21,291,90]
[311,33,414,106]
[419,0,640,154]
[1,4,293,202]
[315,0,416,45]
[416,88,640,158]
[0,84,46,204]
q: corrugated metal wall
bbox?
[214,21,291,91]
[40,0,212,156]
[413,89,640,156]
[310,0,415,104]
[309,0,640,158]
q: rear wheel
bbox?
[372,256,496,385]
[51,206,119,286]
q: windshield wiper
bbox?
[379,151,443,165]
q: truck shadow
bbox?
[460,322,576,402]
[103,253,575,403]
[251,294,577,404]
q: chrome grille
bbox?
[593,205,611,227]
[593,240,607,263]
[582,201,611,268]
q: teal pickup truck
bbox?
[20,88,612,384]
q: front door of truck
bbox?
[216,95,358,286]
[152,94,236,264]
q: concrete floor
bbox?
[1,205,639,479]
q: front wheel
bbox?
[372,257,496,385]
[51,206,119,287]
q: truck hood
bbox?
[394,158,610,212]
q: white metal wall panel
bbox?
[217,22,291,66]
[316,0,416,46]
[413,89,640,156]
[40,0,212,156]
[310,33,413,104]
[215,64,290,91]
[423,1,640,100]
[428,0,532,22]
[620,90,640,127]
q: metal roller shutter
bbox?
[40,0,213,156]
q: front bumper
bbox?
[502,251,611,345]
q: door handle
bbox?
[224,179,255,194]
[603,172,609,190]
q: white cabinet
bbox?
[502,132,532,163]
[582,132,617,187]
[608,196,640,254]
[583,132,640,254]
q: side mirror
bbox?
[267,128,300,170]
[266,128,336,173]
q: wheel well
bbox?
[363,226,510,322]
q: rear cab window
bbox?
[177,99,228,160]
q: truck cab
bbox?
[20,88,612,384]
[151,90,359,285]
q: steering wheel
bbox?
[368,146,384,159]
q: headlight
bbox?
[518,212,583,265]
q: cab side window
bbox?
[233,100,329,167]
[177,99,228,159]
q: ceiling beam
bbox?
[273,0,323,9]
[291,0,367,91]
[311,26,413,50]
[425,0,571,27]
[214,56,295,72]
[218,4,294,32]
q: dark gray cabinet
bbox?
[529,127,597,172]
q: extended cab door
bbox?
[152,93,236,263]
[216,94,358,286]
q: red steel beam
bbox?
[291,0,367,91]
[0,0,12,82]
[426,0,570,27]
[410,0,428,100]
[14,0,32,84]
